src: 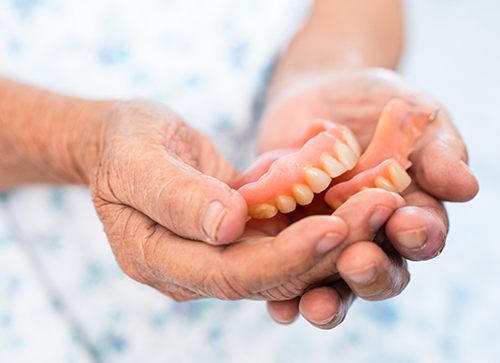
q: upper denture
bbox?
[237,122,360,219]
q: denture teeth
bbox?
[275,195,297,213]
[321,152,347,178]
[292,183,314,205]
[343,129,362,157]
[388,162,412,192]
[374,176,398,192]
[304,167,332,193]
[250,203,278,219]
[335,142,358,170]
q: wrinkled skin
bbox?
[90,99,392,302]
[259,68,479,328]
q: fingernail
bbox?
[202,201,227,242]
[369,206,392,233]
[316,233,343,255]
[315,314,337,326]
[433,246,444,258]
[346,264,377,285]
[397,227,427,250]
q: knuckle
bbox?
[211,260,248,300]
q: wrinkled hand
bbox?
[259,68,479,328]
[87,99,357,301]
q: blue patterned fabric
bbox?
[1,0,499,362]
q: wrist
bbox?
[0,78,113,187]
[268,0,403,100]
[52,96,113,185]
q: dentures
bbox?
[237,122,362,219]
[236,98,437,219]
[324,158,412,209]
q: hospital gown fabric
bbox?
[0,0,499,362]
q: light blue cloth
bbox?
[1,0,499,362]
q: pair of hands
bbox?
[89,69,478,329]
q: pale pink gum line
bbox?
[233,119,343,190]
[325,158,406,209]
[334,98,433,184]
[231,149,296,190]
[237,122,349,207]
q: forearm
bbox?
[0,77,111,190]
[269,0,404,96]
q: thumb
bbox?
[219,215,349,300]
[411,108,479,202]
[105,144,248,245]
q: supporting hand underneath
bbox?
[259,69,479,328]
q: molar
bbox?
[292,183,314,205]
[250,203,278,219]
[275,195,297,214]
[304,166,331,193]
[343,129,362,157]
[375,176,398,192]
[388,162,412,191]
[321,152,346,178]
[335,142,358,170]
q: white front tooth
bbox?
[375,176,398,192]
[343,129,362,157]
[250,203,278,219]
[321,152,346,178]
[292,184,314,205]
[304,167,331,193]
[335,142,358,170]
[275,195,297,213]
[388,162,412,191]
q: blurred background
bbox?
[0,0,498,362]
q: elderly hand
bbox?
[87,99,364,301]
[259,68,479,328]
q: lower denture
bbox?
[324,159,411,209]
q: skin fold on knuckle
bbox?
[211,258,249,300]
[260,279,308,301]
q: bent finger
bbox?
[299,281,355,329]
[337,241,410,301]
[411,108,479,202]
[220,215,348,298]
[267,298,300,325]
[386,185,448,260]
